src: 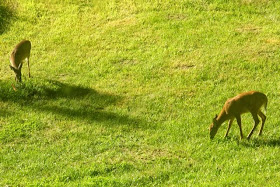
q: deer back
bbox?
[223,91,267,116]
[10,40,31,68]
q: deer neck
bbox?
[216,110,230,126]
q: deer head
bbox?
[209,114,219,139]
[10,63,22,82]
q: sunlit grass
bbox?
[1,0,280,186]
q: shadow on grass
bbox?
[240,137,280,148]
[0,79,146,129]
[0,109,11,117]
[0,2,15,34]
[212,135,280,148]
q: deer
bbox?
[209,91,267,140]
[9,40,31,82]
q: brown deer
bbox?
[9,40,31,82]
[209,91,267,140]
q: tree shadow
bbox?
[43,80,99,99]
[0,109,11,117]
[0,79,119,103]
[0,79,148,129]
[0,2,15,34]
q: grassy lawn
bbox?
[1,0,280,186]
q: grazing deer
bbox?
[209,91,267,140]
[9,40,31,82]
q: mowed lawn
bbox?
[1,0,280,186]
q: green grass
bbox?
[1,0,280,186]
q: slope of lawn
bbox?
[1,0,280,186]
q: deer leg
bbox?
[224,118,234,138]
[235,115,243,139]
[258,111,266,136]
[247,112,260,139]
[27,56,30,78]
